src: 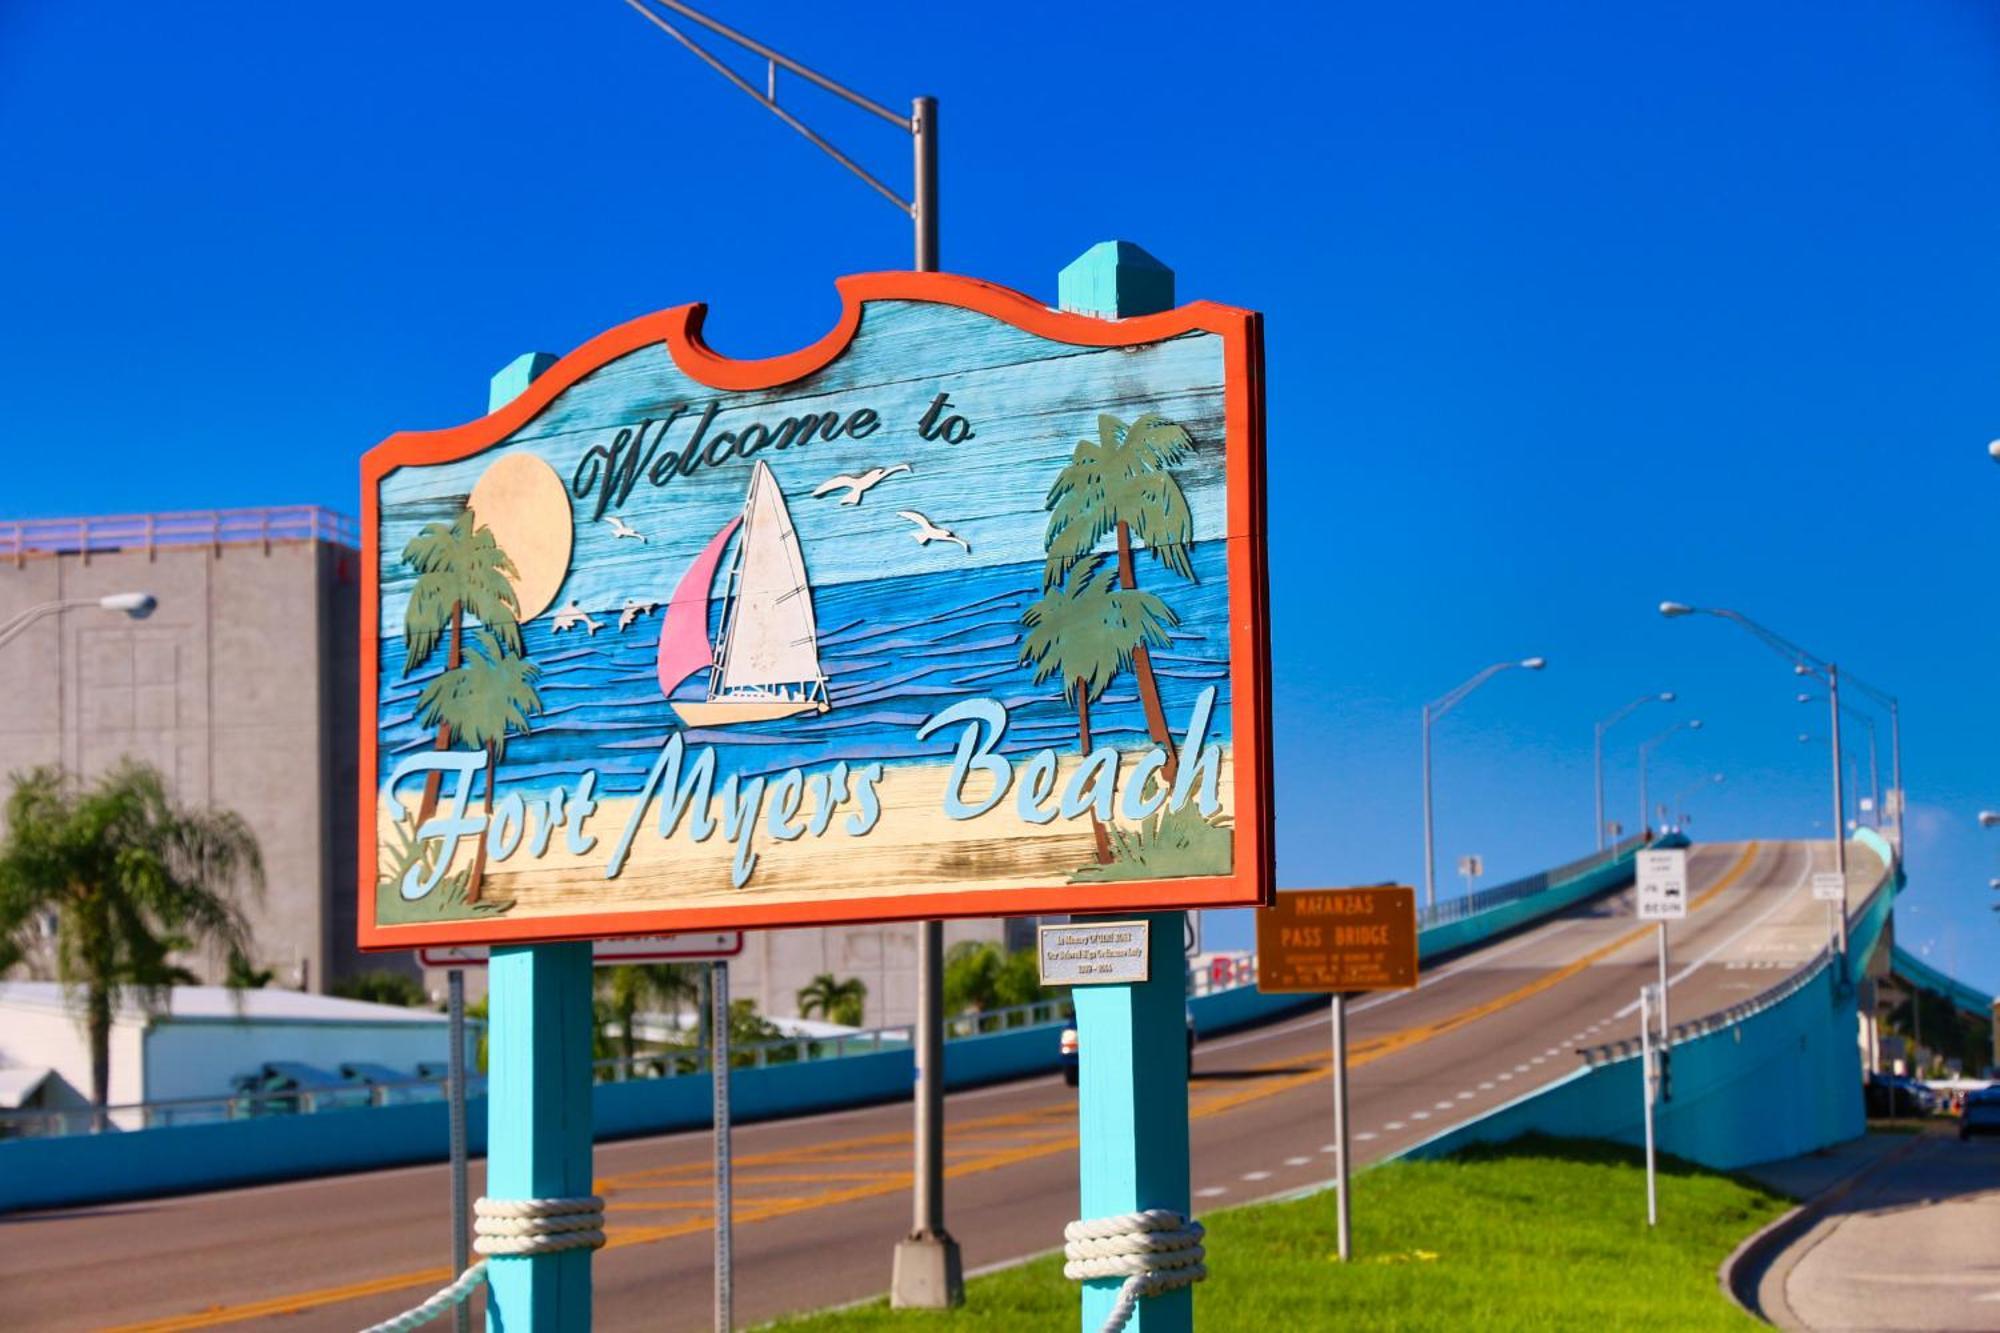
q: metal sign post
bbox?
[711,959,733,1333]
[1329,992,1352,1262]
[1636,848,1688,1059]
[1640,984,1658,1227]
[446,968,471,1333]
[1256,887,1419,1263]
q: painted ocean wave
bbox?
[376,541,1234,798]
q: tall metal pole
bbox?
[1593,721,1607,852]
[446,968,470,1333]
[1640,985,1658,1227]
[1330,993,1352,1261]
[1421,703,1436,911]
[895,92,962,1310]
[1655,922,1670,1048]
[713,960,733,1333]
[1638,748,1650,842]
[1829,665,1850,964]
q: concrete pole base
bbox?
[890,1231,964,1309]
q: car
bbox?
[1960,1087,2000,1141]
[1865,1072,1935,1118]
[1060,1011,1197,1087]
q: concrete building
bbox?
[0,505,1012,1020]
[0,507,363,989]
[0,981,466,1127]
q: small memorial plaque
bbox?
[1038,920,1151,986]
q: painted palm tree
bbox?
[598,964,702,1074]
[795,972,867,1027]
[400,511,523,823]
[1043,413,1197,782]
[0,762,264,1116]
[1019,557,1178,863]
[414,628,542,901]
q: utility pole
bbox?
[617,2,961,1305]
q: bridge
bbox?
[1,829,1946,1331]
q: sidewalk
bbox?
[1736,1127,2000,1331]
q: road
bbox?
[1764,1129,2000,1331]
[0,838,1860,1331]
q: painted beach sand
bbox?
[364,283,1263,938]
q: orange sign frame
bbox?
[359,271,1270,950]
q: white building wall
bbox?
[142,1019,456,1102]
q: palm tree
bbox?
[1043,413,1197,781]
[597,964,701,1075]
[414,628,541,901]
[1019,557,1178,862]
[400,511,523,823]
[795,972,867,1027]
[0,762,264,1116]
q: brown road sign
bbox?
[1256,887,1419,992]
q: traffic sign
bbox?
[1811,871,1845,903]
[418,932,743,968]
[1636,848,1688,921]
[1457,854,1483,879]
[1255,887,1419,992]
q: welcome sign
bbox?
[359,272,1269,948]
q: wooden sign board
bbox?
[360,272,1269,950]
[1255,888,1419,993]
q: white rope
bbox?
[358,1261,489,1333]
[473,1194,608,1255]
[357,1195,606,1332]
[1063,1209,1207,1333]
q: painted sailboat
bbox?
[657,460,831,726]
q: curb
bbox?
[1718,1131,1930,1325]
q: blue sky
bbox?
[4,2,1998,992]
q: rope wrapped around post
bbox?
[1063,1208,1207,1333]
[357,1195,605,1333]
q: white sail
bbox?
[713,461,825,694]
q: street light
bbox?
[1668,772,1724,829]
[612,2,955,1308]
[1799,693,1881,825]
[1636,719,1701,838]
[1421,656,1547,910]
[1659,601,1869,963]
[0,592,157,650]
[1594,691,1676,850]
[1987,439,2000,464]
[1979,811,2000,828]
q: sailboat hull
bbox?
[672,697,830,727]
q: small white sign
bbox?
[417,932,744,968]
[1038,921,1150,986]
[1637,848,1689,921]
[1457,854,1484,878]
[1811,872,1845,903]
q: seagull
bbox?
[617,597,657,631]
[602,515,646,542]
[813,463,912,506]
[551,600,601,635]
[895,510,971,554]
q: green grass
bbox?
[765,1137,1788,1331]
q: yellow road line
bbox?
[103,842,1764,1331]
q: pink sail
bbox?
[656,516,741,698]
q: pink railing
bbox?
[0,506,359,564]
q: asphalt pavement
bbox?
[0,838,1855,1331]
[1763,1128,2000,1331]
